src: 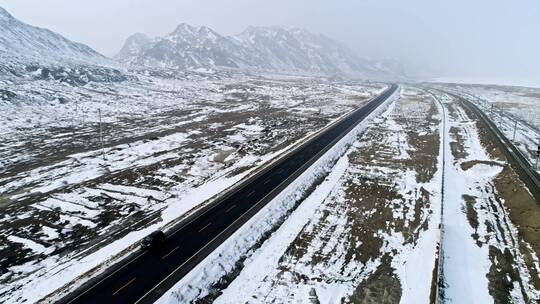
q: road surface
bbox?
[58,84,398,304]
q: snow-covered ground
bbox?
[452,84,540,130]
[159,86,444,303]
[3,70,538,304]
[435,91,540,303]
[433,83,540,174]
[429,77,540,90]
[158,86,540,304]
[0,70,386,303]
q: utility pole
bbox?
[397,129,400,155]
[99,108,105,160]
[512,120,518,141]
[536,139,540,170]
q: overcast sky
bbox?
[1,0,539,82]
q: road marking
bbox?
[198,222,211,233]
[247,190,255,197]
[112,277,136,296]
[161,246,179,260]
[225,204,236,213]
[66,251,146,303]
[264,178,271,184]
[133,85,398,304]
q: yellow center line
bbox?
[112,277,136,296]
[161,246,179,260]
[225,205,236,213]
[198,222,212,233]
[247,190,255,197]
[264,178,271,184]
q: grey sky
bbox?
[1,0,539,81]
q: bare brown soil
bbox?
[494,166,540,291]
[462,194,481,246]
[340,89,440,301]
[451,97,540,300]
[460,160,503,171]
[522,92,540,99]
[449,126,468,160]
[429,243,441,304]
[459,101,505,161]
[495,101,528,111]
[232,88,442,303]
[348,255,402,304]
[398,101,440,183]
[487,245,530,304]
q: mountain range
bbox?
[0,6,403,80]
[115,24,403,79]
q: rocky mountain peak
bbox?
[115,33,152,61]
[0,6,14,20]
[115,22,404,79]
[172,23,197,34]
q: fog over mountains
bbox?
[0,6,403,80]
[115,23,404,79]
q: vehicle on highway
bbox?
[141,230,166,250]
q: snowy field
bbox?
[0,70,386,303]
[158,86,540,304]
[429,77,540,90]
[159,86,443,303]
[2,72,539,304]
[447,84,540,130]
[435,90,540,303]
[433,84,540,174]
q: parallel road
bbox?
[58,84,398,304]
[445,90,540,202]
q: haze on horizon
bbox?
[1,0,539,85]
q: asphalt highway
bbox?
[59,84,398,304]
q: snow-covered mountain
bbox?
[0,6,126,85]
[0,6,106,65]
[116,24,403,79]
[0,5,402,83]
[116,24,247,70]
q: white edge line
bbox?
[133,85,397,304]
[66,251,146,303]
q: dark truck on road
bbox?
[141,230,165,249]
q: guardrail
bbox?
[427,90,446,304]
[423,87,540,304]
